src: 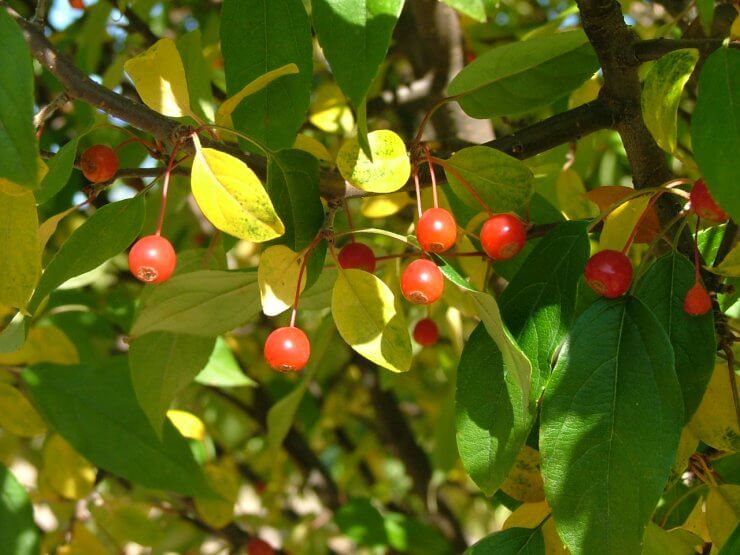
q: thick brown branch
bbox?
[628,37,732,63]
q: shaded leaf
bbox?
[36,139,79,204]
[0,182,39,310]
[0,464,39,555]
[465,527,545,554]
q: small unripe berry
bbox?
[401,259,444,305]
[128,235,176,284]
[684,281,712,316]
[480,214,526,261]
[338,242,376,273]
[417,208,457,253]
[80,145,119,183]
[264,327,310,372]
[413,318,439,346]
[690,179,728,223]
[584,249,633,298]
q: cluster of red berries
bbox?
[583,178,724,316]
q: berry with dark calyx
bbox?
[480,214,526,261]
[264,326,310,372]
[246,538,274,555]
[401,259,444,305]
[80,145,119,183]
[684,281,712,316]
[690,179,728,223]
[413,318,439,346]
[417,208,457,253]
[584,249,633,298]
[128,235,176,284]
[338,242,376,273]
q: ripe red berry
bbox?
[80,145,119,183]
[264,326,310,372]
[69,0,84,9]
[684,281,712,316]
[584,249,633,298]
[246,538,274,555]
[401,259,444,305]
[413,318,439,346]
[417,208,457,253]
[338,242,376,273]
[690,179,728,223]
[480,214,526,261]
[128,235,176,284]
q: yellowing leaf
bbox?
[713,243,740,277]
[682,497,711,543]
[500,446,545,502]
[294,134,333,162]
[568,76,601,109]
[167,410,206,440]
[309,82,355,134]
[190,135,284,241]
[194,461,240,529]
[599,193,652,252]
[555,170,598,220]
[258,245,307,317]
[124,38,193,118]
[216,64,299,128]
[0,325,79,366]
[60,522,109,555]
[0,181,40,311]
[689,360,740,451]
[336,130,411,193]
[0,383,46,437]
[503,501,550,529]
[331,269,412,372]
[43,435,96,500]
[707,485,740,550]
[38,207,76,252]
[361,192,412,218]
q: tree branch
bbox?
[628,37,734,63]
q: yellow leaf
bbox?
[361,192,413,218]
[732,15,740,39]
[194,461,240,529]
[336,130,411,193]
[503,501,550,529]
[682,497,710,543]
[568,76,601,109]
[38,207,76,252]
[190,135,284,241]
[309,82,355,134]
[124,38,193,118]
[707,485,740,550]
[0,383,46,437]
[599,193,652,252]
[294,134,333,162]
[42,435,96,500]
[0,325,79,366]
[258,245,307,317]
[60,522,109,555]
[331,269,412,372]
[216,64,299,128]
[500,446,545,502]
[167,409,205,440]
[689,360,740,451]
[0,181,40,311]
[555,170,598,220]
[670,426,698,483]
[713,243,740,277]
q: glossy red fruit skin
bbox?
[690,179,728,223]
[128,235,176,284]
[69,0,84,8]
[401,259,444,305]
[480,214,526,261]
[80,145,119,183]
[417,208,457,253]
[264,327,311,372]
[584,249,633,298]
[246,538,274,555]
[413,318,439,346]
[338,242,376,273]
[684,282,712,316]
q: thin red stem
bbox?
[115,136,156,153]
[423,144,439,209]
[413,167,423,218]
[155,139,184,236]
[430,157,493,215]
[343,199,356,242]
[290,234,324,327]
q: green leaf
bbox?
[465,526,545,554]
[642,49,699,154]
[195,337,255,388]
[335,498,388,547]
[266,149,324,251]
[311,0,404,107]
[221,0,313,151]
[443,146,534,212]
[642,522,702,555]
[448,30,599,117]
[0,9,42,189]
[131,270,261,337]
[176,30,215,122]
[28,196,146,314]
[0,313,27,354]
[0,183,40,311]
[541,298,683,555]
[36,139,79,204]
[634,252,716,421]
[23,360,214,498]
[692,47,740,221]
[129,332,216,435]
[443,0,487,22]
[0,464,40,555]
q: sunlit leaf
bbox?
[309,82,356,134]
[337,130,411,193]
[599,193,652,252]
[42,435,96,500]
[0,383,46,437]
[707,485,740,550]
[361,192,413,218]
[294,134,333,162]
[500,446,545,503]
[586,186,660,244]
[0,464,39,555]
[0,182,39,311]
[689,360,740,451]
[167,410,206,441]
[258,245,307,317]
